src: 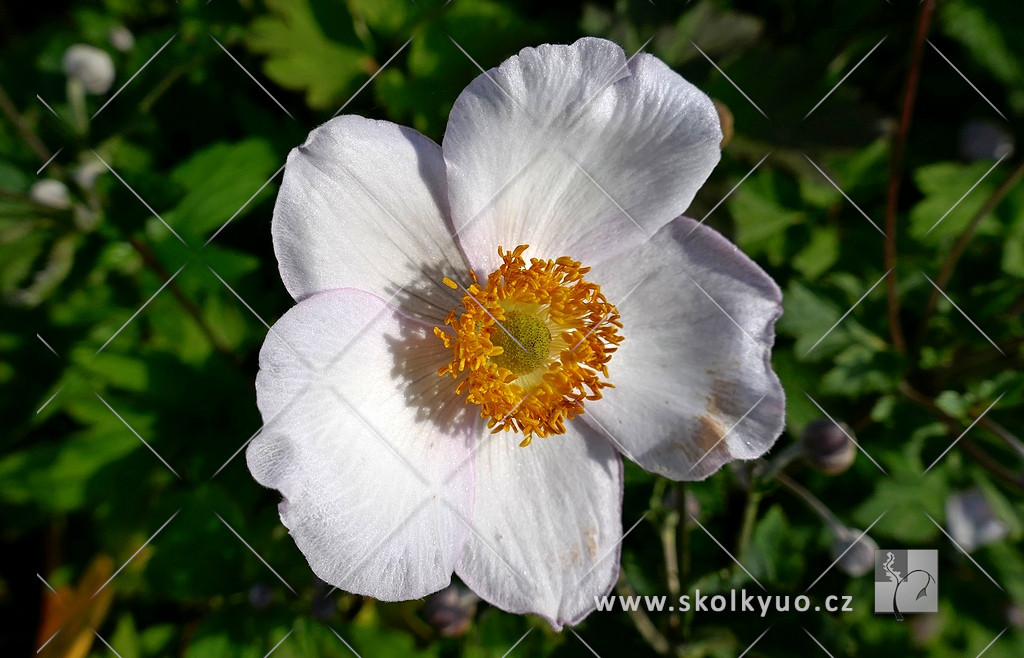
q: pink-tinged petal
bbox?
[455,424,622,629]
[273,116,468,322]
[583,217,784,480]
[248,288,482,599]
[443,37,721,272]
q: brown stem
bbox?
[922,159,1024,323]
[128,238,236,360]
[883,0,936,354]
[0,83,51,162]
[899,382,1024,493]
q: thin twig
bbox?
[883,0,936,353]
[616,571,671,655]
[922,159,1024,323]
[0,83,51,162]
[128,238,236,360]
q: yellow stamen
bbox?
[436,245,623,442]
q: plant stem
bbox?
[735,485,762,559]
[616,571,671,655]
[883,0,936,354]
[921,159,1024,325]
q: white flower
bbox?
[108,26,135,52]
[62,44,115,95]
[248,38,784,628]
[29,179,71,209]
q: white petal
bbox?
[248,288,482,599]
[455,424,622,629]
[273,116,468,321]
[583,217,784,480]
[443,37,721,272]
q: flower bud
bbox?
[959,120,1013,162]
[63,44,115,95]
[946,488,1008,553]
[108,26,134,52]
[801,419,856,474]
[73,159,106,190]
[831,526,877,577]
[423,583,478,637]
[29,179,71,209]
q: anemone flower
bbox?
[248,37,784,628]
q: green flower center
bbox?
[490,310,552,376]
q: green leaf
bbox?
[728,170,803,265]
[247,0,371,110]
[165,139,278,242]
[792,227,839,279]
[908,161,1000,240]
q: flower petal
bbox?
[443,37,721,271]
[248,288,481,599]
[583,217,785,480]
[273,115,468,321]
[454,424,622,629]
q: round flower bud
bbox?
[831,526,877,577]
[29,179,71,209]
[959,120,1014,162]
[946,488,1008,553]
[423,583,478,637]
[801,419,856,475]
[108,26,135,52]
[73,159,106,190]
[63,44,115,95]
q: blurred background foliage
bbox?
[1,0,1022,656]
